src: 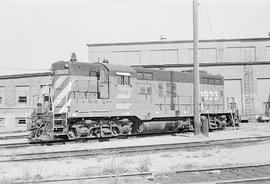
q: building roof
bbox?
[87,37,270,47]
[132,60,270,68]
[0,72,51,80]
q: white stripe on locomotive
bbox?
[52,80,73,108]
[53,76,68,90]
[58,98,71,113]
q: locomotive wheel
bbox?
[112,127,120,136]
[188,124,194,131]
[89,128,100,137]
[68,131,76,139]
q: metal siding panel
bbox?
[225,47,255,62]
[0,87,4,107]
[126,51,140,65]
[256,79,270,115]
[200,48,217,63]
[112,52,126,65]
[151,49,178,64]
[151,50,163,64]
[266,46,270,60]
[112,51,140,65]
[164,50,178,64]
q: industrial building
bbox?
[0,73,51,128]
[0,37,269,128]
[87,37,270,121]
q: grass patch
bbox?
[101,159,129,175]
[0,177,16,184]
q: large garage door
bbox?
[225,47,255,62]
[256,79,270,115]
[112,51,140,65]
[224,79,243,114]
[151,49,178,64]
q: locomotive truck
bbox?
[28,60,240,141]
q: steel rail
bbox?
[14,163,270,184]
[1,135,270,163]
[0,135,27,140]
[218,177,270,184]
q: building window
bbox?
[44,96,49,102]
[0,118,5,126]
[16,86,29,105]
[0,87,4,106]
[18,96,27,103]
[16,117,26,125]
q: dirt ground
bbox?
[1,139,270,183]
[1,123,270,183]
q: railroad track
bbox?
[1,135,270,163]
[14,163,270,184]
[0,134,27,140]
[0,132,182,149]
[0,142,32,149]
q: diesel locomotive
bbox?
[28,60,240,141]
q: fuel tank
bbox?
[139,120,188,133]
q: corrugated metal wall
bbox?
[88,38,270,121]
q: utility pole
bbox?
[193,0,201,135]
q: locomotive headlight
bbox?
[64,64,70,68]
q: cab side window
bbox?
[116,75,130,86]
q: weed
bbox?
[160,153,171,158]
[137,157,152,172]
[80,166,100,176]
[10,152,16,161]
[201,152,212,157]
[182,163,194,169]
[21,168,31,181]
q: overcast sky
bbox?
[0,0,270,75]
